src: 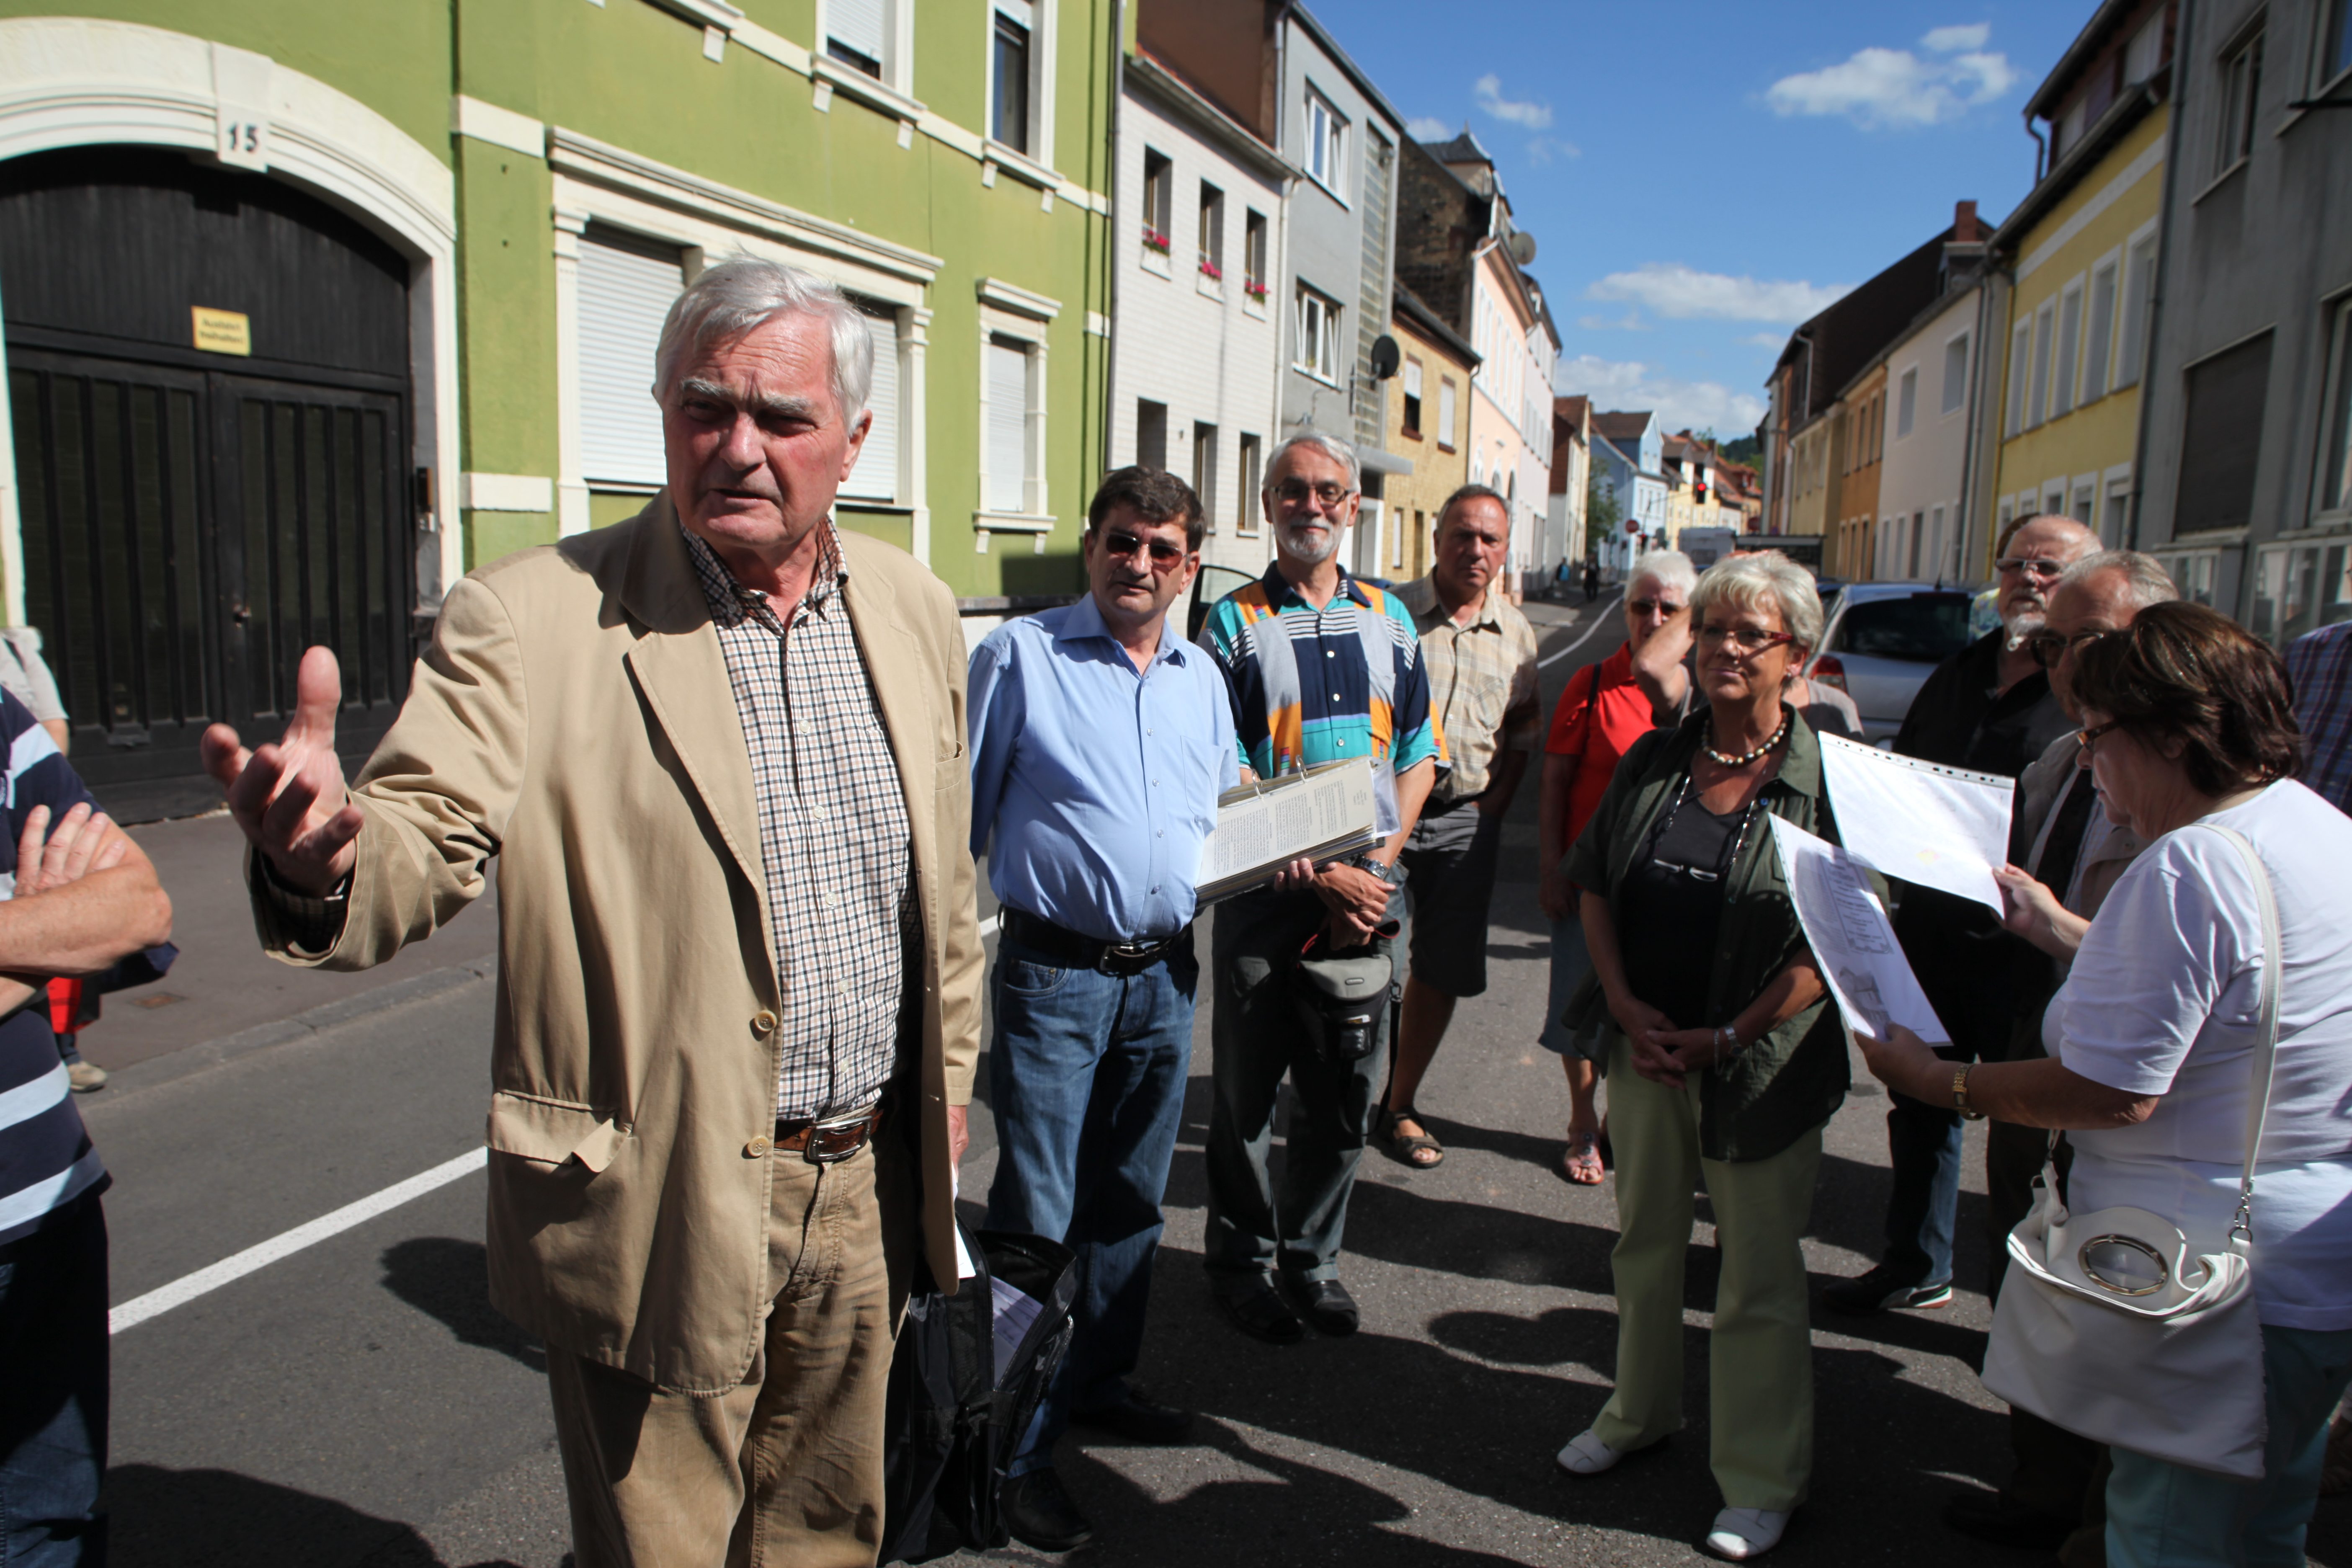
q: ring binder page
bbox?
[1194,756,1381,904]
[1816,732,2013,914]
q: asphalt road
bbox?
[84,586,2352,1567]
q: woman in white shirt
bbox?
[1859,602,2352,1568]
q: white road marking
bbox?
[113,914,1016,1336]
[109,1146,488,1335]
[1537,590,1625,668]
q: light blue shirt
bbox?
[968,593,1238,943]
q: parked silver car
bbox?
[1805,582,1978,745]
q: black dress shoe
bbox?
[1215,1278,1306,1344]
[1001,1468,1096,1552]
[1282,1274,1360,1336]
[1941,1488,2074,1550]
[1072,1388,1195,1444]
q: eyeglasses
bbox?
[1271,478,1355,508]
[1626,597,1688,618]
[2075,720,2122,760]
[1996,557,2068,579]
[1098,529,1189,569]
[1696,625,1798,655]
[2026,627,2110,668]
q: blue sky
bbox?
[1308,0,2097,440]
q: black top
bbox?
[1617,789,1751,1029]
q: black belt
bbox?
[1001,908,1192,977]
[771,1100,887,1164]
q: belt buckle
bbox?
[804,1110,873,1164]
[1101,939,1156,974]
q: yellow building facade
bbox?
[1384,289,1476,582]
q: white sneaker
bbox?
[1703,1507,1790,1560]
[1554,1429,1624,1475]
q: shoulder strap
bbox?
[2206,824,2282,1240]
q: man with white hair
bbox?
[202,257,985,1563]
[1826,513,2096,1316]
[1197,431,1442,1344]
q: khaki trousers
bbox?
[547,1126,918,1568]
[1591,1032,1824,1511]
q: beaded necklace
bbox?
[1700,709,1791,768]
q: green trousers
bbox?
[1591,1032,1825,1511]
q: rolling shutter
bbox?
[985,337,1028,513]
[578,230,683,487]
[839,306,898,502]
[828,0,885,67]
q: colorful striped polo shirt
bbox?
[1199,561,1447,835]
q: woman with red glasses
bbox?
[1550,551,1860,1561]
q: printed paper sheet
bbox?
[1769,815,1949,1044]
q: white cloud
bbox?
[1579,311,1648,332]
[1405,115,1453,142]
[1525,135,1581,164]
[1741,332,1788,349]
[1764,27,2017,129]
[1558,355,1767,436]
[1922,22,1991,52]
[1586,263,1852,325]
[1473,74,1553,130]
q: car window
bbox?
[1187,564,1260,639]
[1835,594,1973,662]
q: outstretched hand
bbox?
[199,646,363,895]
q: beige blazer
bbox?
[253,499,984,1394]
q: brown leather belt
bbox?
[774,1101,887,1164]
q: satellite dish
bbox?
[1369,334,1401,380]
[1505,230,1538,267]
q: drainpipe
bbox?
[2126,14,2191,555]
[2026,111,2048,184]
[1953,273,1996,583]
[1101,0,1124,492]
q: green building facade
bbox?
[0,0,1115,813]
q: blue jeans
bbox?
[983,931,1198,1478]
[0,1192,109,1567]
[2105,1323,2352,1567]
[1881,1071,1965,1287]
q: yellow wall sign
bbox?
[191,306,252,356]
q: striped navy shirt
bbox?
[0,691,107,1246]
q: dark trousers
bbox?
[1202,883,1400,1287]
[983,932,1198,1475]
[1881,1065,1967,1287]
[0,1191,109,1568]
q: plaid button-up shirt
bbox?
[1395,575,1540,806]
[2287,620,2352,816]
[683,522,916,1120]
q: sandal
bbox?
[1560,1129,1606,1185]
[1381,1108,1444,1169]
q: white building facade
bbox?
[1874,285,1983,582]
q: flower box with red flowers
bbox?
[1142,228,1171,254]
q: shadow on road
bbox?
[101,1464,557,1568]
[379,1237,548,1373]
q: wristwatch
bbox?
[1953,1065,1986,1121]
[1715,1022,1742,1057]
[1351,853,1404,887]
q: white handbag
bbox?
[1979,825,2279,1480]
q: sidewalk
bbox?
[80,811,502,1074]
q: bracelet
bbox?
[1715,1022,1741,1057]
[1953,1065,1986,1121]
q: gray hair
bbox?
[1435,483,1509,536]
[2056,549,2178,611]
[1690,551,1824,651]
[1264,430,1360,493]
[1628,549,1697,600]
[652,255,875,429]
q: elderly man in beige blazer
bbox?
[201,258,984,1567]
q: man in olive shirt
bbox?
[1381,486,1539,1169]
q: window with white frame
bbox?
[1192,422,1219,533]
[837,302,901,503]
[2322,0,2352,88]
[1896,366,1918,439]
[577,227,685,487]
[2116,230,2157,388]
[1243,209,1268,297]
[1438,377,1457,450]
[1306,89,1345,194]
[1942,331,1970,415]
[2103,475,2132,545]
[2084,257,2119,405]
[2029,300,2056,428]
[2006,321,2032,436]
[2126,8,2167,83]
[2164,550,2220,606]
[1140,148,1172,258]
[1197,181,1224,281]
[2215,24,2264,176]
[1294,284,1340,383]
[991,0,1037,157]
[2315,297,2352,522]
[2175,331,2273,534]
[1401,356,1423,436]
[983,333,1038,514]
[2250,539,2352,645]
[825,0,888,80]
[1237,432,1261,534]
[2054,278,2084,419]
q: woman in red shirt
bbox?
[1538,553,1696,1182]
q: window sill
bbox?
[836,498,912,513]
[2190,157,2248,207]
[811,55,924,123]
[973,509,1055,533]
[1140,248,1172,278]
[1242,295,1270,319]
[985,141,1060,191]
[1195,271,1225,301]
[1294,366,1339,388]
[1399,428,1423,443]
[1305,171,1350,209]
[2288,513,2352,538]
[2280,64,2352,134]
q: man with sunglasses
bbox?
[1826,513,2096,1316]
[965,467,1238,1551]
[1197,431,1443,1346]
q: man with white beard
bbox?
[1824,513,2097,1315]
[1195,432,1442,1345]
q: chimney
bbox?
[1953,199,1981,242]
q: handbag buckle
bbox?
[2076,1233,2170,1297]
